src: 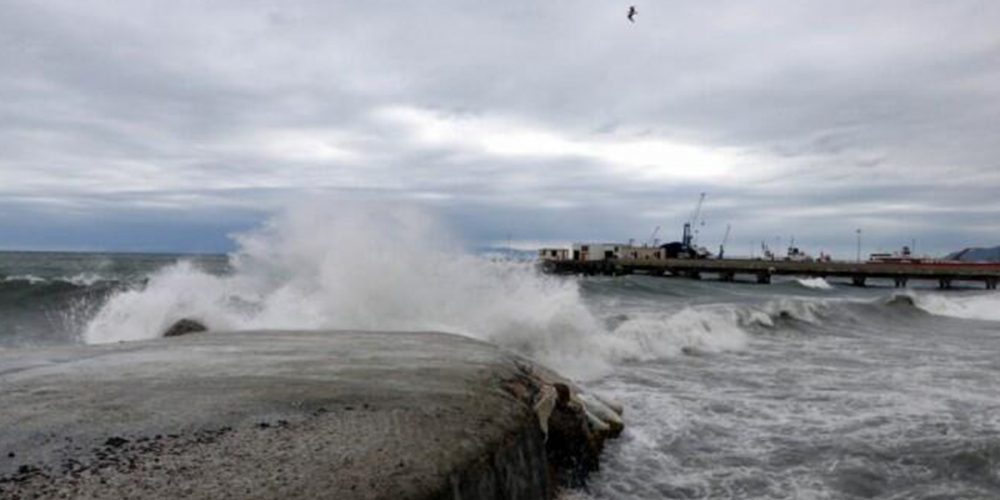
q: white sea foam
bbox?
[84,203,626,378]
[2,273,110,286]
[603,296,835,360]
[913,292,1000,323]
[82,202,766,378]
[757,297,827,324]
[61,273,106,286]
[607,307,750,359]
[3,274,47,284]
[796,277,833,290]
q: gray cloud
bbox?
[1,0,998,255]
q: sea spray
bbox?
[796,277,833,290]
[84,203,621,379]
[910,291,1000,323]
[82,203,774,378]
[607,307,749,358]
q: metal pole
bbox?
[856,229,862,263]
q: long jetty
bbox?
[543,258,1000,289]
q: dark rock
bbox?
[504,364,625,492]
[104,437,129,448]
[545,383,603,488]
[162,319,207,338]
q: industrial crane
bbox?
[719,224,732,259]
[647,225,661,246]
[682,192,706,249]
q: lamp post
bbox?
[856,229,862,263]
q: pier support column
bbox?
[938,279,952,290]
[893,277,908,288]
[756,272,771,284]
[986,278,997,290]
[720,272,735,282]
[688,271,701,280]
[852,276,867,287]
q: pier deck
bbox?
[544,258,1000,289]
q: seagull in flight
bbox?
[627,5,637,22]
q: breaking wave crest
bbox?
[911,292,1000,323]
[84,203,622,378]
[796,277,833,290]
[2,273,115,287]
[604,297,835,360]
[606,307,750,359]
[86,203,952,377]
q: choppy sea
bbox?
[2,209,999,499]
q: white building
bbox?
[538,248,570,261]
[623,246,665,261]
[571,243,630,262]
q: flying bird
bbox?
[627,5,637,22]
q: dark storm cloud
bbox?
[1,0,998,254]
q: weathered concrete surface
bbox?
[0,330,588,500]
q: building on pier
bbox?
[538,248,570,261]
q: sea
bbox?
[2,208,999,499]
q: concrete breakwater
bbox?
[0,330,623,500]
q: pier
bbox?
[543,258,1000,289]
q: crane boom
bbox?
[683,192,707,247]
[647,225,660,246]
[719,224,731,259]
[690,192,706,229]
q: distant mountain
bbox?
[946,246,1000,262]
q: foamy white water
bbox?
[568,281,1000,500]
[913,291,1000,323]
[797,277,833,290]
[84,204,633,379]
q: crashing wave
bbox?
[1,273,116,287]
[3,274,47,285]
[796,277,833,290]
[83,203,617,380]
[910,292,1000,323]
[82,203,889,377]
[606,306,750,359]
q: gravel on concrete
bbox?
[0,330,558,500]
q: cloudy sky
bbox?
[1,0,998,256]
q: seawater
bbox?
[2,205,999,499]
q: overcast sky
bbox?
[1,0,998,256]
